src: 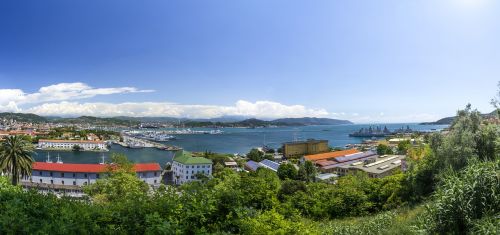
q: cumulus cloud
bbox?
[25,100,329,119]
[0,82,154,106]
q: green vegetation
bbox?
[0,104,499,234]
[72,144,82,152]
[0,112,48,123]
[0,136,34,185]
[277,162,298,180]
[376,143,394,155]
[46,127,120,141]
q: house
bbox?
[302,149,360,163]
[244,159,281,172]
[21,162,162,196]
[38,139,107,151]
[282,139,329,158]
[172,151,212,185]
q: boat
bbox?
[349,126,392,137]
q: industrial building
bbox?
[282,139,329,158]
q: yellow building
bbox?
[282,139,329,158]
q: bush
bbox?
[423,160,500,234]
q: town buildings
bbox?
[172,151,213,185]
[21,162,162,196]
[38,139,107,151]
[244,159,281,172]
[304,149,406,178]
[282,139,329,158]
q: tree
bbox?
[84,153,148,203]
[277,163,298,180]
[396,140,412,155]
[265,148,275,154]
[0,135,34,185]
[377,144,393,155]
[72,144,82,152]
[246,148,264,162]
[298,161,317,182]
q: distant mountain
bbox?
[53,116,140,126]
[113,115,249,123]
[420,110,497,125]
[273,117,353,125]
[0,112,353,127]
[0,112,48,123]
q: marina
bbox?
[31,123,447,165]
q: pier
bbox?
[117,134,182,151]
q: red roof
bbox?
[304,149,360,162]
[32,162,161,173]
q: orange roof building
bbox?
[303,149,360,162]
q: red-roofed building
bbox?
[22,162,162,196]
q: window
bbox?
[154,180,157,184]
[154,172,157,176]
[186,176,188,179]
[73,173,76,178]
[39,179,42,183]
[73,181,76,185]
[96,174,100,179]
[192,171,194,174]
[84,173,87,178]
[191,176,194,179]
[39,171,42,176]
[197,165,200,168]
[62,181,64,185]
[49,172,53,177]
[61,173,64,177]
[50,180,53,184]
[84,182,88,185]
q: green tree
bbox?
[246,148,264,162]
[0,135,34,185]
[376,144,393,155]
[277,163,298,180]
[84,153,149,203]
[298,161,317,182]
[396,140,412,155]
[72,144,82,151]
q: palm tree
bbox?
[0,135,35,185]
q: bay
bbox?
[33,123,447,165]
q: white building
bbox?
[172,151,212,185]
[21,162,162,196]
[38,139,107,151]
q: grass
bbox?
[316,205,428,235]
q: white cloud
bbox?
[25,100,329,119]
[0,82,154,106]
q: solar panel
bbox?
[259,159,280,171]
[245,161,260,171]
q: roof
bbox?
[39,139,105,144]
[336,155,406,175]
[224,161,238,166]
[173,151,212,165]
[259,159,280,172]
[334,151,377,163]
[245,160,260,171]
[283,139,328,145]
[32,162,161,173]
[316,173,338,180]
[304,149,360,162]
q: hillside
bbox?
[53,116,140,126]
[420,110,497,125]
[0,112,48,123]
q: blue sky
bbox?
[1,0,499,123]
